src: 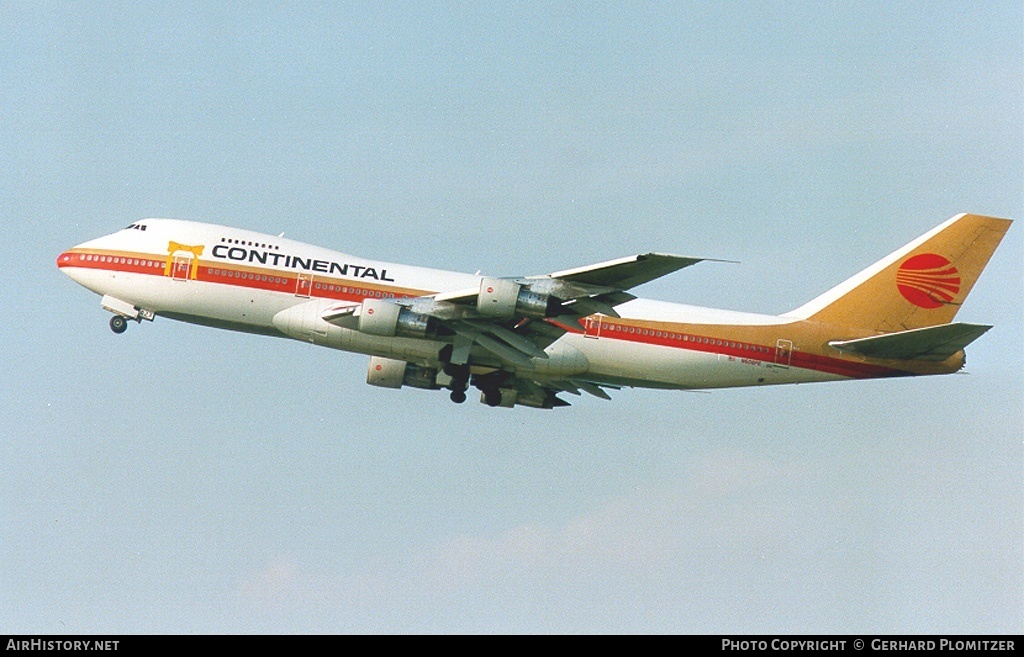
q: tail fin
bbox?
[785,213,1012,332]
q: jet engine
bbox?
[357,298,436,338]
[366,356,442,390]
[476,277,561,319]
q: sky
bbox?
[2,2,1021,634]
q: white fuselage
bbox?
[57,219,854,394]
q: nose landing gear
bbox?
[100,296,155,334]
[109,315,129,334]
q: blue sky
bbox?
[2,2,1021,633]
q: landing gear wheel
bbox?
[483,389,502,407]
[109,315,128,334]
[450,389,467,404]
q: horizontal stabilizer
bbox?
[829,322,992,361]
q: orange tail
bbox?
[785,213,1012,332]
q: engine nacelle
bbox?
[479,388,518,408]
[476,277,559,319]
[366,356,441,390]
[358,298,434,338]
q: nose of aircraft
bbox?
[57,248,82,286]
[57,228,119,282]
[57,248,77,272]
[56,239,96,285]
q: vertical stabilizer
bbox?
[784,213,1012,332]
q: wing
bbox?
[540,252,705,289]
[430,251,705,325]
[321,252,706,407]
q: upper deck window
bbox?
[219,236,282,251]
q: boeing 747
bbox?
[57,213,1012,409]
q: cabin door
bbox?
[170,254,193,281]
[775,339,793,368]
[295,272,313,298]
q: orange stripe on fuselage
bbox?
[553,318,913,380]
[59,247,923,381]
[57,248,429,302]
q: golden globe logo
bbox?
[896,253,960,309]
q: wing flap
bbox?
[560,292,637,318]
[829,322,992,361]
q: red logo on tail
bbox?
[896,254,960,309]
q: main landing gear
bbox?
[442,362,509,406]
[445,363,470,404]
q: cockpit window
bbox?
[124,223,148,231]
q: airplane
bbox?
[57,213,1012,409]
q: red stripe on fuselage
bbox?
[57,248,427,301]
[551,318,909,380]
[61,248,911,381]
